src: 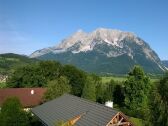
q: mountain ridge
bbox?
[30,28,167,75]
[162,60,168,68]
[30,28,141,58]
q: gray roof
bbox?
[32,94,118,126]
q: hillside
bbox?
[30,28,167,75]
[162,60,168,68]
[0,53,38,75]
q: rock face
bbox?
[162,60,168,68]
[30,28,167,75]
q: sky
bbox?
[0,0,168,60]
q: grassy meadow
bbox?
[101,76,126,83]
[101,76,159,84]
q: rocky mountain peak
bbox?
[30,28,146,58]
[30,28,167,74]
[55,28,141,51]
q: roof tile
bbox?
[32,94,118,126]
[0,88,46,107]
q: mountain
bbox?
[0,53,38,75]
[162,60,168,68]
[30,28,167,75]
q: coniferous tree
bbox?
[82,76,96,102]
[124,66,151,118]
[113,84,125,107]
[104,79,116,102]
[149,73,168,126]
[96,82,104,103]
[0,97,30,126]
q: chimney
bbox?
[31,90,34,95]
[105,101,113,108]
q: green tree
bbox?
[103,79,116,102]
[89,74,104,103]
[7,63,46,87]
[7,61,62,88]
[96,82,104,103]
[44,76,71,101]
[124,66,151,118]
[0,97,29,126]
[62,65,87,96]
[113,84,125,107]
[39,61,62,80]
[149,73,168,126]
[82,76,96,101]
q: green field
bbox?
[101,76,126,83]
[101,76,159,83]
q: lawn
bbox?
[101,76,126,83]
[101,76,159,84]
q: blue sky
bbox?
[0,0,168,60]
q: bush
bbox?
[0,97,30,126]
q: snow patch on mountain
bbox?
[30,28,156,62]
[165,66,168,70]
[107,51,126,57]
[54,28,145,53]
[29,28,167,73]
[158,64,166,71]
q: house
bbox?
[0,88,46,109]
[32,94,134,126]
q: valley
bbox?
[1,0,168,125]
